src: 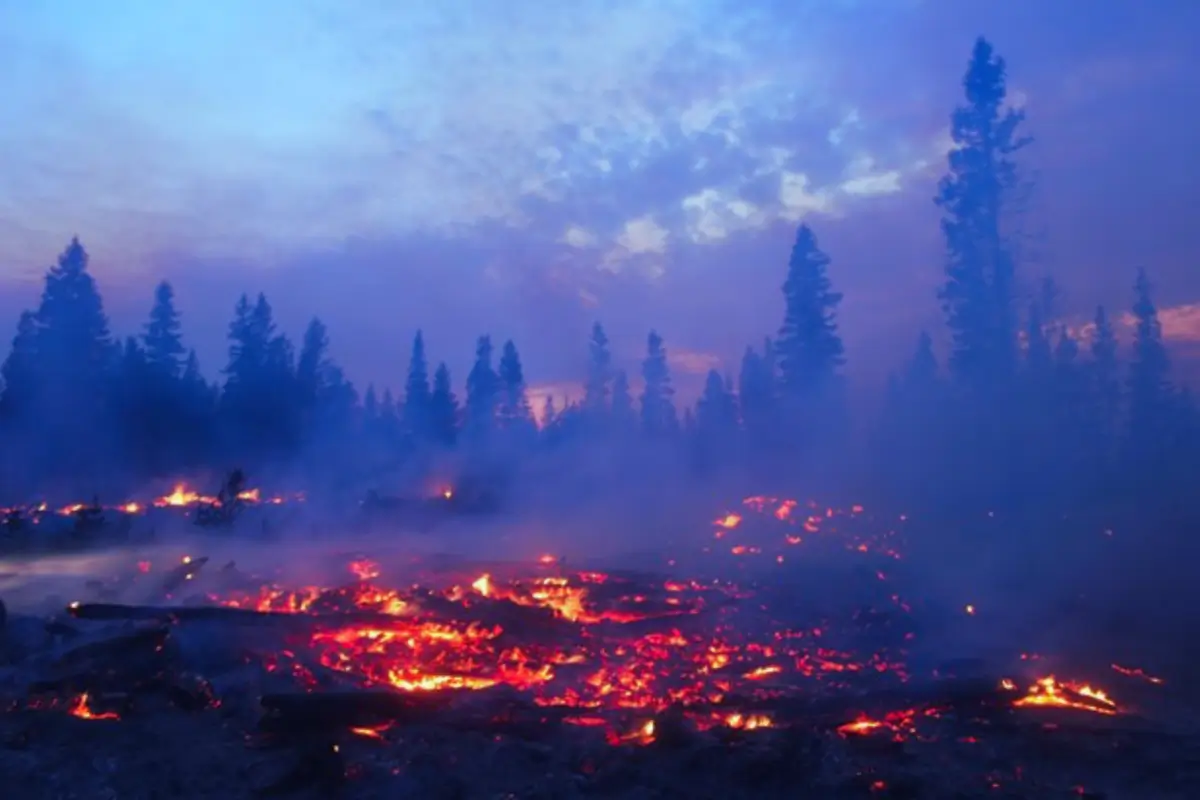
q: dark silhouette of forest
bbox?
[0,38,1196,517]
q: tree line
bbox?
[0,37,1196,513]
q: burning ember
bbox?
[2,492,1177,798]
[1009,676,1119,715]
[67,693,120,721]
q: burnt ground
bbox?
[1,691,1199,800]
[2,502,1200,799]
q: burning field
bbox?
[0,493,1194,799]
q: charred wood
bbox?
[66,602,411,630]
[259,689,453,731]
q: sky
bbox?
[1,0,1198,404]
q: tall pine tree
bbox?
[776,224,844,401]
[142,281,185,379]
[936,37,1030,387]
[496,339,533,430]
[582,322,612,420]
[1125,269,1172,467]
[465,335,499,439]
[428,362,459,446]
[404,331,432,441]
[640,330,677,437]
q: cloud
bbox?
[1121,304,1200,344]
[2,0,1198,400]
[0,0,933,276]
[561,225,597,249]
[668,348,725,376]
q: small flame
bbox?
[1013,676,1119,715]
[68,694,119,721]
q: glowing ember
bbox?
[34,489,1152,760]
[68,694,120,721]
[1012,677,1119,715]
[1111,663,1164,684]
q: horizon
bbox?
[2,0,1199,401]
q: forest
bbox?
[0,38,1195,519]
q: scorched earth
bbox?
[0,492,1189,799]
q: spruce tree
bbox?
[1126,269,1171,460]
[640,330,677,437]
[936,37,1031,386]
[428,362,459,446]
[465,335,498,438]
[142,281,185,378]
[582,322,612,417]
[0,311,39,418]
[776,224,844,400]
[404,331,432,440]
[296,318,331,406]
[496,339,533,429]
[35,238,113,381]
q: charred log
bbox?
[259,689,452,730]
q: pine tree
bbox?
[582,322,612,417]
[296,318,331,407]
[1126,269,1172,461]
[404,331,432,440]
[496,339,533,429]
[220,293,299,460]
[428,362,459,446]
[0,311,39,418]
[181,350,206,393]
[640,330,677,437]
[295,317,358,447]
[223,294,263,392]
[776,224,844,400]
[465,335,499,438]
[142,281,185,379]
[35,238,113,382]
[936,38,1031,387]
[23,238,115,483]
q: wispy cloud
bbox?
[0,0,921,270]
[0,0,1196,394]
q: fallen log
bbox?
[29,622,172,694]
[66,602,412,630]
[259,689,452,729]
[712,675,1016,727]
[53,622,170,669]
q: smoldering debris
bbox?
[0,494,1195,799]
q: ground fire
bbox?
[0,491,1186,797]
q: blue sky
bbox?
[1,0,1197,401]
